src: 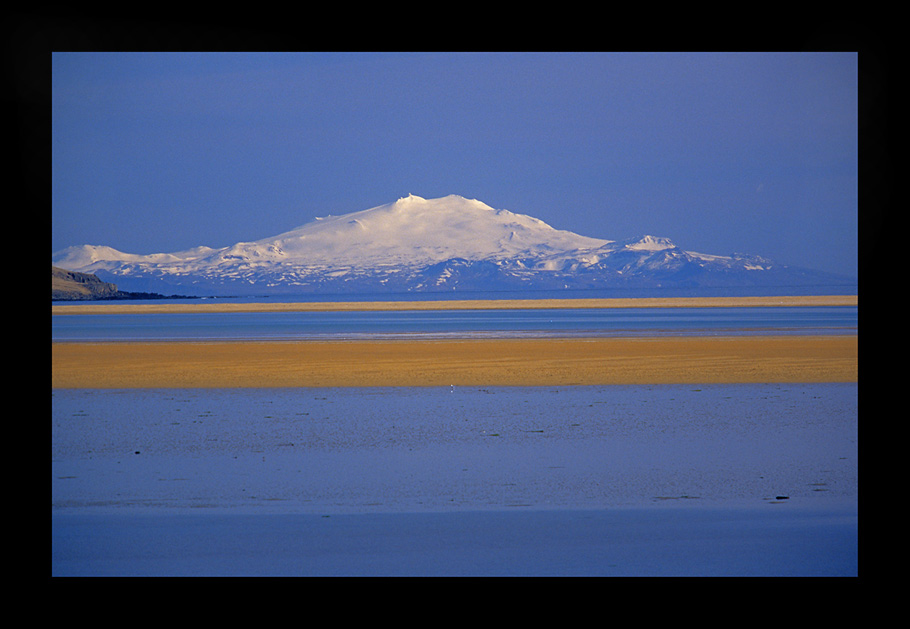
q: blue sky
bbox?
[52,51,858,278]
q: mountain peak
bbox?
[250,195,608,267]
[395,193,427,203]
[390,193,492,213]
[621,235,677,251]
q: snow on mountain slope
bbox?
[201,194,610,267]
[52,244,219,269]
[51,194,846,296]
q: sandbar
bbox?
[51,294,857,316]
[51,335,857,388]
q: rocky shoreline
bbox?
[52,265,196,301]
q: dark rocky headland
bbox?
[52,266,196,301]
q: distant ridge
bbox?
[52,194,856,297]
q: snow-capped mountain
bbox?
[52,194,849,296]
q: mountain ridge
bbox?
[52,194,854,297]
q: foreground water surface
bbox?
[52,506,858,577]
[52,384,857,513]
[51,384,858,512]
[52,383,858,575]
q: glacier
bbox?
[52,194,852,297]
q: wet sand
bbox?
[52,383,858,575]
[50,294,857,315]
[52,335,857,388]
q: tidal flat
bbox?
[51,296,858,576]
[51,335,857,388]
[52,384,858,576]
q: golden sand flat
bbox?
[52,335,857,389]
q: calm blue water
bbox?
[51,306,857,342]
[52,383,858,575]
